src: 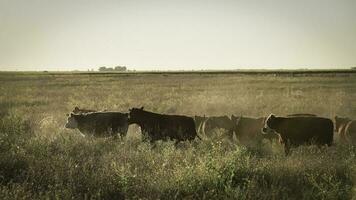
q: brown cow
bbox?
[200,116,235,139]
[65,111,129,138]
[231,115,278,144]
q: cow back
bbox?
[276,117,333,146]
[132,111,198,142]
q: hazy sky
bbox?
[1,0,356,71]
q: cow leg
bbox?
[150,139,157,148]
[115,128,124,140]
[266,137,275,149]
[284,143,291,156]
[110,125,120,139]
[120,125,129,138]
[228,130,234,141]
[174,140,180,147]
[284,146,290,156]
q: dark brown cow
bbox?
[334,116,352,142]
[231,115,278,144]
[65,112,129,138]
[128,107,200,144]
[262,114,333,155]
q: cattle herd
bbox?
[65,106,356,155]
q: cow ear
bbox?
[74,106,79,111]
[140,106,144,110]
[269,114,276,119]
[70,113,74,117]
[66,113,69,116]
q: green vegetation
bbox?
[0,72,356,199]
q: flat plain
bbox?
[1,71,356,199]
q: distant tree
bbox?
[99,66,114,71]
[99,66,127,72]
[351,67,356,70]
[99,66,107,71]
[114,66,127,71]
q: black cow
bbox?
[262,114,333,155]
[128,107,200,144]
[65,112,129,138]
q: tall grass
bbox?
[1,72,356,199]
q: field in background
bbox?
[1,72,356,199]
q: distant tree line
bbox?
[99,66,127,72]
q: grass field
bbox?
[1,71,356,199]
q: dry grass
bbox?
[0,72,356,199]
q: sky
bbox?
[0,0,356,71]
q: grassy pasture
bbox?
[0,71,356,199]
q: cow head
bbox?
[73,106,80,113]
[231,115,241,123]
[261,114,277,135]
[128,107,145,124]
[65,113,79,129]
